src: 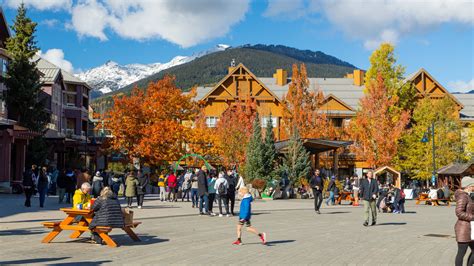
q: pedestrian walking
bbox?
[310,169,323,214]
[454,176,474,266]
[91,171,104,198]
[225,170,237,215]
[22,165,36,207]
[215,172,230,217]
[37,166,50,208]
[197,166,209,215]
[208,172,217,216]
[360,171,378,226]
[125,173,139,208]
[56,169,68,203]
[158,173,167,202]
[137,172,149,208]
[232,186,266,246]
[167,172,178,202]
[65,169,76,204]
[109,173,122,196]
[181,170,192,202]
[325,176,336,206]
[49,167,59,195]
[191,169,199,208]
[352,174,360,206]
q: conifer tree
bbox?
[262,114,277,181]
[245,113,265,181]
[280,127,311,185]
[1,4,48,131]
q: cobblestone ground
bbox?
[0,193,459,265]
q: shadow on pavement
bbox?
[376,222,407,226]
[0,257,70,264]
[265,240,296,246]
[0,228,46,236]
[324,211,351,214]
[50,261,112,265]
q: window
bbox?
[261,116,278,128]
[0,57,7,77]
[205,116,218,128]
[65,94,76,106]
[332,118,343,128]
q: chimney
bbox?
[228,59,236,73]
[273,69,288,86]
[353,69,365,86]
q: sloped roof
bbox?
[35,57,61,84]
[453,93,474,121]
[275,138,352,154]
[33,55,91,89]
[437,163,474,175]
[0,7,11,48]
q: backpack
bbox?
[217,181,226,195]
[437,189,444,199]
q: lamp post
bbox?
[421,122,436,186]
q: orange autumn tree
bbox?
[215,97,257,168]
[283,63,336,139]
[186,107,222,163]
[105,75,198,165]
[350,73,410,168]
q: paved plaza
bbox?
[0,194,459,265]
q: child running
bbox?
[232,186,266,245]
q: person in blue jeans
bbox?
[191,170,199,208]
[325,176,336,206]
[197,166,209,215]
[37,166,50,208]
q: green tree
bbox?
[0,4,48,131]
[365,43,417,111]
[245,113,265,181]
[262,114,277,181]
[280,127,311,185]
[395,97,463,180]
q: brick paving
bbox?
[0,193,458,265]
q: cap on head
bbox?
[461,176,474,188]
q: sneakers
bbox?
[210,212,217,216]
[363,222,369,227]
[226,214,231,217]
[232,239,242,245]
[138,206,142,209]
[219,214,223,217]
[260,232,267,245]
[371,221,376,226]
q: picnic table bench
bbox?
[415,193,450,206]
[336,191,354,205]
[41,208,141,247]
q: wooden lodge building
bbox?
[194,63,473,178]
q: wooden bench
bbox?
[42,221,61,228]
[336,191,355,205]
[415,197,450,206]
[93,222,142,247]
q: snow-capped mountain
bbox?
[77,44,231,96]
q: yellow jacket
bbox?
[158,175,167,187]
[72,189,91,208]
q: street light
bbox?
[421,122,436,186]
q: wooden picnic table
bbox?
[415,193,450,206]
[336,191,354,205]
[41,208,141,247]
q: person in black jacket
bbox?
[137,173,149,208]
[225,170,237,216]
[57,169,68,204]
[89,187,125,244]
[325,176,336,206]
[310,169,323,214]
[360,171,379,226]
[22,165,36,207]
[197,166,209,215]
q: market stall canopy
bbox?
[275,138,352,154]
[374,166,401,188]
[437,163,474,176]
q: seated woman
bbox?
[89,187,124,244]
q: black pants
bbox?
[218,194,229,215]
[127,197,134,207]
[182,189,190,201]
[228,191,236,215]
[208,193,216,213]
[24,187,34,207]
[137,194,145,206]
[456,242,474,266]
[312,189,322,211]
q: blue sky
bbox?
[1,0,473,92]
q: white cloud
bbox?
[265,0,474,49]
[68,0,250,47]
[4,0,72,11]
[40,19,60,28]
[448,79,474,93]
[38,49,74,73]
[263,0,307,18]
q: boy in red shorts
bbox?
[232,186,266,245]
